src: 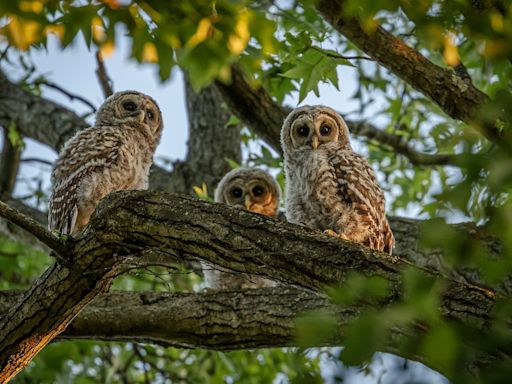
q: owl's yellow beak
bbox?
[311,135,319,149]
[245,194,252,210]
[138,110,146,123]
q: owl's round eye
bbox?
[252,185,264,197]
[123,101,137,111]
[320,124,331,136]
[147,109,154,120]
[297,125,309,137]
[231,187,243,198]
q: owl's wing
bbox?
[48,130,123,235]
[329,150,395,254]
[48,170,82,235]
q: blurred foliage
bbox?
[2,0,512,383]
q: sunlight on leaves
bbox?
[228,9,250,55]
[2,16,41,50]
[141,42,158,63]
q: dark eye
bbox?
[297,125,309,137]
[252,186,264,197]
[231,187,243,198]
[320,124,331,136]
[147,109,154,120]
[123,101,137,111]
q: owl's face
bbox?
[215,168,281,217]
[281,105,350,153]
[95,91,163,136]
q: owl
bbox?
[203,167,281,289]
[48,90,163,235]
[281,105,394,254]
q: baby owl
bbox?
[202,167,281,289]
[281,105,394,254]
[48,90,163,235]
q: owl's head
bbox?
[95,91,163,138]
[215,168,281,217]
[281,105,350,153]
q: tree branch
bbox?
[95,51,114,99]
[166,75,241,195]
[0,128,21,195]
[0,191,501,381]
[349,120,460,166]
[0,287,488,363]
[315,0,500,142]
[0,69,88,152]
[0,200,63,254]
[215,67,287,154]
[33,79,97,112]
[216,66,464,166]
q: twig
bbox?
[0,200,65,254]
[20,157,54,167]
[0,46,10,62]
[95,50,114,98]
[33,80,97,112]
[349,120,463,166]
[132,344,150,384]
[311,45,374,61]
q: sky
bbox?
[1,30,446,384]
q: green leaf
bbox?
[340,311,387,366]
[224,115,241,128]
[224,157,241,169]
[295,310,338,347]
[7,121,24,148]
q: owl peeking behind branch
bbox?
[202,167,281,289]
[48,90,163,235]
[281,105,394,254]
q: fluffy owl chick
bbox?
[203,168,281,289]
[281,105,394,254]
[48,90,163,235]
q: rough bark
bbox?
[0,70,88,152]
[166,77,241,195]
[315,0,500,142]
[0,289,348,350]
[0,288,488,359]
[215,67,287,154]
[216,66,463,166]
[0,128,21,195]
[0,191,502,381]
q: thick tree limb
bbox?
[215,67,287,154]
[167,77,241,195]
[216,66,463,166]
[0,289,347,350]
[0,70,89,152]
[0,288,490,359]
[315,0,500,142]
[0,128,21,195]
[0,191,502,381]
